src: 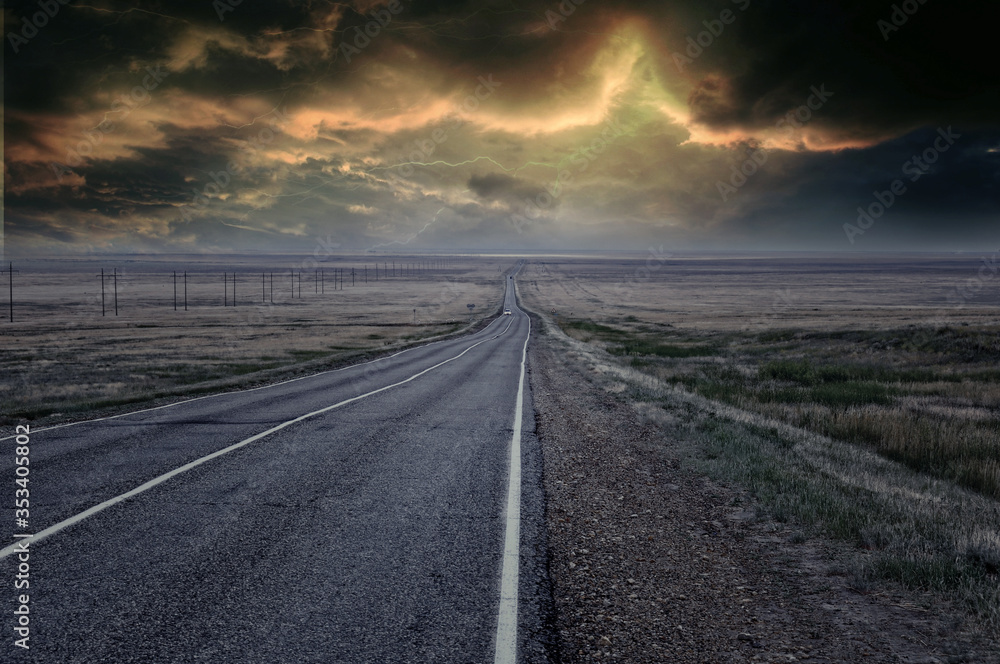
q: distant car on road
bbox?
[503,309,512,315]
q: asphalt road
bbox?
[1,269,553,663]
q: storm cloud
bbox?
[4,0,998,254]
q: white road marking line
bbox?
[494,305,530,664]
[0,314,511,442]
[0,325,512,560]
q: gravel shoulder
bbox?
[527,317,994,664]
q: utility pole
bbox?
[352,268,355,287]
[224,272,228,307]
[174,271,178,311]
[113,268,118,316]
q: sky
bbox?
[3,0,998,255]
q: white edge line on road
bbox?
[494,305,530,664]
[0,314,512,442]
[0,322,514,560]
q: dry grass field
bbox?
[0,254,514,424]
[518,253,1000,635]
[4,250,998,637]
[521,253,1000,495]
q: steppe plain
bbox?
[0,254,509,423]
[3,251,999,662]
[519,252,1000,662]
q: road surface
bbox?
[1,269,552,663]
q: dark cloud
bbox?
[3,0,998,253]
[467,172,550,211]
[673,0,1000,136]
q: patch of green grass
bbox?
[571,313,1000,635]
[966,369,1000,383]
[760,359,944,387]
[680,413,1000,632]
[568,318,1000,498]
[809,382,897,408]
[691,416,880,542]
[694,379,743,403]
[561,319,628,338]
[219,362,283,376]
[757,329,800,343]
[865,556,972,592]
[610,341,717,358]
[757,386,807,404]
[286,349,330,361]
[760,359,815,384]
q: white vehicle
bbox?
[503,309,512,315]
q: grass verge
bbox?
[547,314,1000,637]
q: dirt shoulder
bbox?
[528,318,993,663]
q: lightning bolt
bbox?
[368,207,449,250]
[368,156,562,178]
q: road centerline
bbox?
[0,315,514,442]
[494,306,531,664]
[0,322,514,560]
